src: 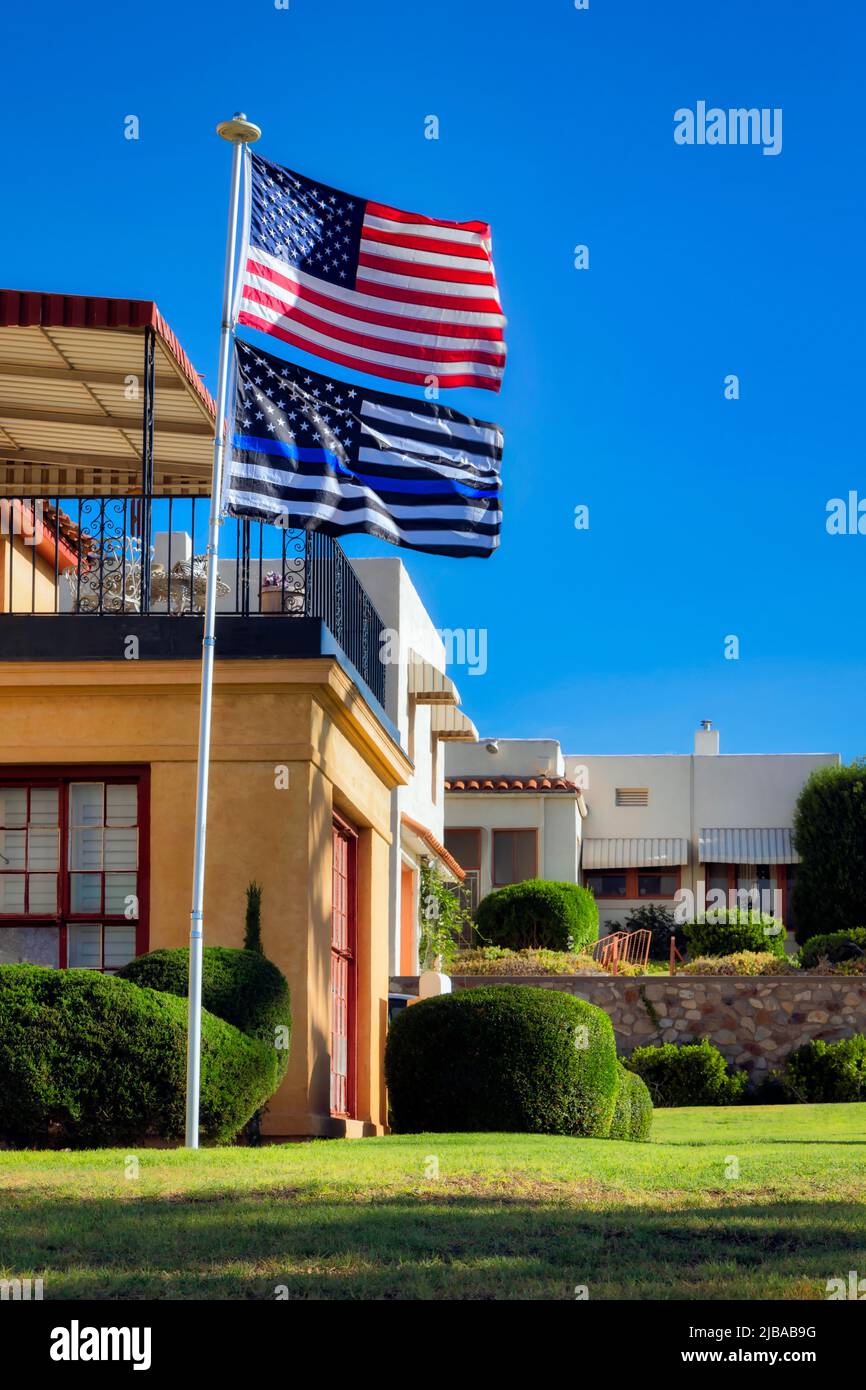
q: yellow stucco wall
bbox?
[0,533,60,613]
[0,655,410,1137]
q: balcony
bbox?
[0,290,386,709]
[0,496,387,707]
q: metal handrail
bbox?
[0,493,386,705]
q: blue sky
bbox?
[2,0,863,758]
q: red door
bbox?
[330,814,357,1118]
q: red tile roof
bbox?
[445,776,579,794]
[401,812,466,880]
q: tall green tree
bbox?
[792,759,866,942]
[244,881,263,955]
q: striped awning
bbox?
[581,837,689,870]
[0,290,216,496]
[407,651,460,705]
[699,828,798,865]
[429,705,479,741]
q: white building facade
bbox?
[445,724,839,938]
[351,558,476,974]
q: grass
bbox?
[1,1104,865,1300]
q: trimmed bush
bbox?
[451,947,603,976]
[119,946,291,1060]
[609,1062,653,1141]
[0,965,282,1146]
[792,759,866,943]
[797,928,866,971]
[385,985,618,1136]
[625,1039,747,1107]
[684,909,787,960]
[681,951,799,976]
[781,1035,866,1103]
[474,879,598,953]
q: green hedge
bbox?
[474,879,598,953]
[385,985,618,1136]
[118,947,291,1058]
[0,965,282,1146]
[797,929,866,971]
[684,909,787,960]
[792,760,866,942]
[781,1035,866,1102]
[608,1062,653,1141]
[625,1039,748,1107]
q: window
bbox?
[615,788,649,807]
[0,771,147,972]
[637,870,679,898]
[706,862,731,896]
[584,871,628,898]
[585,867,680,899]
[444,828,481,871]
[492,829,536,885]
[0,785,60,915]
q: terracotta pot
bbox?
[259,587,284,614]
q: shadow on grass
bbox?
[1,1190,865,1300]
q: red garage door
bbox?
[330,814,357,1118]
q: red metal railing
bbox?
[669,938,687,975]
[592,928,652,975]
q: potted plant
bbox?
[259,571,297,614]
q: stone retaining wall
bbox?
[390,974,866,1076]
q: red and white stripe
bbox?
[238,199,506,392]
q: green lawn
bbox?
[1,1104,865,1300]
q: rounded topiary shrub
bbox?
[781,1035,866,1103]
[684,909,787,960]
[474,879,598,953]
[798,929,866,971]
[118,946,291,1058]
[385,985,618,1135]
[608,1061,653,1141]
[625,1039,747,1107]
[0,965,283,1146]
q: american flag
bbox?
[236,153,506,392]
[225,338,503,557]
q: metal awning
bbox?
[0,290,216,496]
[699,828,798,865]
[429,705,479,741]
[407,650,460,705]
[582,837,689,870]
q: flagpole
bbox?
[185,111,260,1149]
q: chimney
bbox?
[694,719,720,756]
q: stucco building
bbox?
[0,290,471,1138]
[445,725,839,938]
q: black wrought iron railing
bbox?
[0,496,385,705]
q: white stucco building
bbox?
[445,724,839,936]
[351,558,476,973]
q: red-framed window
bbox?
[705,862,786,919]
[492,828,537,886]
[330,812,357,1119]
[0,768,149,972]
[444,827,482,871]
[584,867,681,899]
